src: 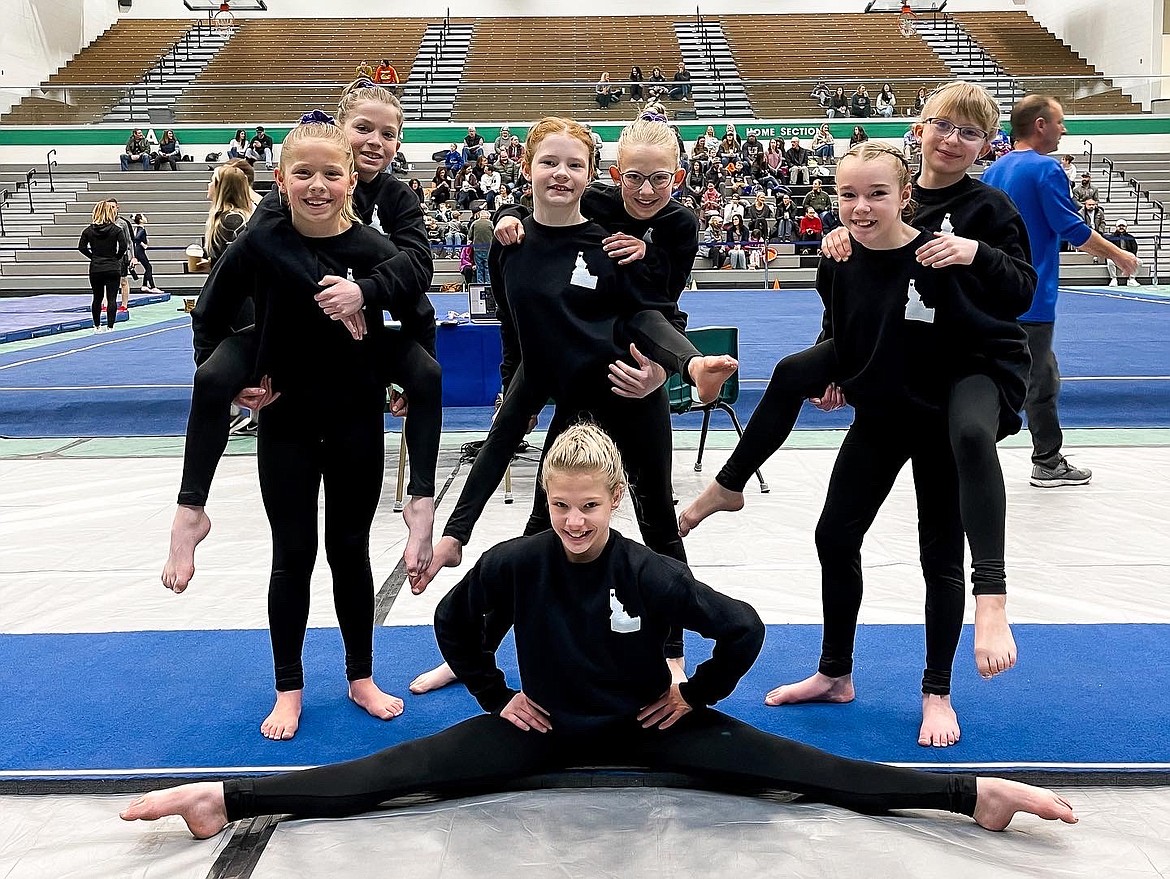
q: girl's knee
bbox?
[815,516,861,560]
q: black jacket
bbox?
[78,222,127,274]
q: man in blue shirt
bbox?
[982,96,1139,487]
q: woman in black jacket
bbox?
[78,199,128,332]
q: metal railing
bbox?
[24,169,36,213]
[46,149,57,193]
[0,189,9,237]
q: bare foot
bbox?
[119,782,229,839]
[973,777,1078,831]
[261,690,302,740]
[348,677,404,720]
[667,656,688,685]
[688,354,739,404]
[919,693,961,747]
[678,482,745,537]
[161,505,212,593]
[411,535,463,594]
[409,661,458,694]
[974,594,1017,679]
[765,672,855,706]
[402,496,435,581]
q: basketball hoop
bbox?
[212,7,236,30]
[898,2,917,37]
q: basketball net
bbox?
[212,9,236,30]
[898,3,917,37]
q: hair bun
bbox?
[299,109,336,126]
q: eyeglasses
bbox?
[620,170,675,190]
[924,118,989,144]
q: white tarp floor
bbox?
[2,436,1168,877]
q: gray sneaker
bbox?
[1030,457,1092,487]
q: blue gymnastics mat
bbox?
[0,293,171,343]
[0,624,1166,781]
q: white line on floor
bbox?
[0,324,185,373]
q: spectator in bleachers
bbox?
[849,125,869,147]
[407,177,425,203]
[811,123,835,164]
[1071,172,1098,205]
[469,154,490,181]
[850,85,872,118]
[505,135,524,163]
[454,166,483,211]
[725,160,751,197]
[690,136,709,167]
[226,129,248,161]
[492,126,513,160]
[765,138,785,173]
[669,61,692,100]
[390,148,410,175]
[909,86,928,118]
[629,66,645,103]
[1059,154,1077,183]
[131,213,162,295]
[700,181,723,216]
[479,163,501,209]
[703,158,726,191]
[647,66,669,101]
[746,191,773,238]
[774,192,799,242]
[902,124,922,161]
[686,158,706,195]
[876,83,897,117]
[120,128,151,171]
[430,167,452,207]
[424,212,442,253]
[802,177,832,217]
[462,126,486,162]
[356,60,375,81]
[670,125,687,169]
[595,72,623,109]
[154,129,182,171]
[519,182,534,210]
[747,227,766,268]
[722,192,746,224]
[1105,220,1141,286]
[784,137,811,186]
[1080,197,1107,235]
[716,131,740,164]
[443,143,465,174]
[585,123,603,171]
[468,209,494,284]
[373,60,399,94]
[810,81,831,109]
[78,199,127,332]
[740,133,763,165]
[245,125,274,169]
[701,215,729,268]
[441,207,466,258]
[702,124,720,158]
[749,153,783,196]
[827,86,849,118]
[725,214,749,269]
[796,205,823,255]
[496,152,520,190]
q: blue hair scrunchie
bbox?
[639,111,668,123]
[353,78,376,90]
[299,109,336,126]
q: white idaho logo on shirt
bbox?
[570,251,598,289]
[904,278,935,324]
[369,207,385,235]
[609,589,641,633]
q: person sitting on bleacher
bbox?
[722,192,746,224]
[454,166,482,211]
[765,138,787,179]
[850,85,872,118]
[462,127,486,163]
[810,81,831,109]
[429,167,452,208]
[747,228,767,268]
[802,177,832,218]
[774,193,800,243]
[496,152,520,190]
[479,164,501,210]
[724,214,749,269]
[154,129,182,171]
[909,86,928,118]
[120,129,152,171]
[700,215,729,268]
[595,72,623,109]
[647,66,669,102]
[876,83,897,117]
[492,126,513,160]
[373,59,399,94]
[811,123,835,165]
[505,135,524,163]
[827,86,849,118]
[746,191,773,239]
[902,124,922,162]
[669,61,692,101]
[390,148,410,175]
[443,143,466,174]
[740,133,764,165]
[1105,220,1141,286]
[686,158,706,195]
[441,208,466,258]
[784,137,811,186]
[1080,197,1107,235]
[700,181,723,216]
[226,129,248,161]
[244,125,274,170]
[1071,173,1099,206]
[746,155,780,197]
[796,205,823,255]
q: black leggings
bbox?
[223,709,977,822]
[89,271,119,328]
[176,332,441,507]
[815,414,966,696]
[442,370,686,657]
[136,251,155,289]
[717,344,1008,598]
[257,386,386,691]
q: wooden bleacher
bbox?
[956,12,1141,114]
[172,18,430,124]
[1,19,192,125]
[451,17,686,123]
[721,14,950,119]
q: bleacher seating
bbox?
[450,17,686,123]
[1,20,193,125]
[721,14,950,119]
[956,12,1141,115]
[171,18,430,124]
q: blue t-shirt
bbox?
[982,149,1091,323]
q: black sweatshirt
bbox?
[489,218,678,399]
[817,228,1030,434]
[496,182,698,327]
[77,222,127,274]
[192,221,399,393]
[435,530,764,733]
[247,173,436,355]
